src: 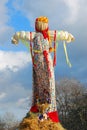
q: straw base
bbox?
[19,116,66,130]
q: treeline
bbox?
[0,112,19,130]
[56,78,87,130]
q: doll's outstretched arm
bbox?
[49,30,75,43]
[11,31,36,44]
[56,31,75,43]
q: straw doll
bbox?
[12,16,74,129]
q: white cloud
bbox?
[0,0,9,26]
[17,97,29,105]
[0,0,14,44]
[13,0,82,26]
[0,92,7,100]
[0,50,31,72]
[0,50,32,113]
[17,95,32,109]
[63,0,80,24]
[0,82,32,111]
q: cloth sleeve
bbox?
[49,30,75,43]
[11,31,36,44]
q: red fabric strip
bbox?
[47,111,60,122]
[30,105,39,113]
[53,30,56,67]
[43,50,52,77]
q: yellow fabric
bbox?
[63,41,72,67]
[48,31,51,45]
[32,49,42,53]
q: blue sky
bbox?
[0,0,87,120]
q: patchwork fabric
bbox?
[31,33,57,112]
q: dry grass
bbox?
[19,117,66,130]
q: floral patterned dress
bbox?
[31,32,57,113]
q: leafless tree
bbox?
[56,78,87,130]
[2,112,19,130]
[56,78,85,112]
[0,118,5,130]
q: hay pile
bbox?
[19,104,66,130]
[19,116,66,130]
